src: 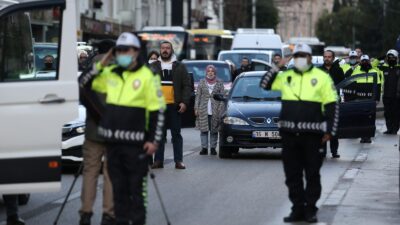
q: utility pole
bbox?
[252,0,256,28]
[165,0,171,26]
[135,0,142,30]
[219,0,224,29]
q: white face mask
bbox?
[148,59,156,64]
[294,57,309,71]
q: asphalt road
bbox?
[0,119,397,225]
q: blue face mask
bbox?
[116,55,133,68]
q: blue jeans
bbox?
[155,104,183,163]
[200,115,218,149]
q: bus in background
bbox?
[287,37,325,55]
[190,29,234,60]
[136,26,196,61]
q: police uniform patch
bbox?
[132,79,141,90]
[311,78,318,87]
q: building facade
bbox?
[274,0,334,42]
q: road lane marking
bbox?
[355,153,368,162]
[323,190,346,206]
[343,168,360,179]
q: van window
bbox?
[220,53,270,68]
[0,7,62,82]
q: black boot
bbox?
[305,206,318,223]
[210,148,217,155]
[332,152,340,158]
[100,213,116,225]
[79,212,92,225]
[283,207,304,223]
[6,216,25,225]
[360,137,372,143]
[199,148,208,155]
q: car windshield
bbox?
[220,53,270,68]
[231,76,281,101]
[184,62,231,82]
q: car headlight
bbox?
[75,126,85,134]
[223,117,249,125]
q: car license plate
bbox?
[252,131,281,139]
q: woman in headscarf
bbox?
[194,65,225,155]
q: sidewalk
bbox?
[331,124,400,224]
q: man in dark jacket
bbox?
[319,50,345,158]
[233,57,252,81]
[379,49,400,134]
[150,41,192,169]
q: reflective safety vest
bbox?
[341,63,358,77]
[270,66,339,135]
[91,62,166,145]
[351,66,382,84]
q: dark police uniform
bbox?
[261,66,338,220]
[80,61,165,225]
[378,63,400,134]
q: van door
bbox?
[0,0,78,194]
[336,73,378,139]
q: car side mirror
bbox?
[213,93,226,101]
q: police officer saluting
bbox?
[79,32,165,225]
[379,49,400,134]
[260,44,339,223]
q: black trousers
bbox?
[107,144,148,225]
[3,195,18,218]
[281,132,324,213]
[383,97,400,133]
[324,137,339,155]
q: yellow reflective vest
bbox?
[268,66,339,135]
[91,62,166,145]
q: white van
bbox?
[232,29,284,56]
[218,50,273,68]
[0,0,78,194]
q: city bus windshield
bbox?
[137,31,186,59]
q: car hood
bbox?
[64,105,86,127]
[226,100,281,126]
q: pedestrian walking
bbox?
[78,40,116,225]
[260,44,339,223]
[195,65,225,155]
[379,49,400,134]
[79,32,165,225]
[150,41,192,170]
[319,50,345,158]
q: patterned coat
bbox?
[194,79,225,133]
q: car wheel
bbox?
[18,194,30,205]
[219,146,232,159]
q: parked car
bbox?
[218,50,274,68]
[214,71,282,158]
[214,71,379,158]
[61,105,86,165]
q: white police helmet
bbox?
[360,55,370,61]
[387,49,399,58]
[293,44,312,55]
[116,32,141,49]
[349,51,358,57]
